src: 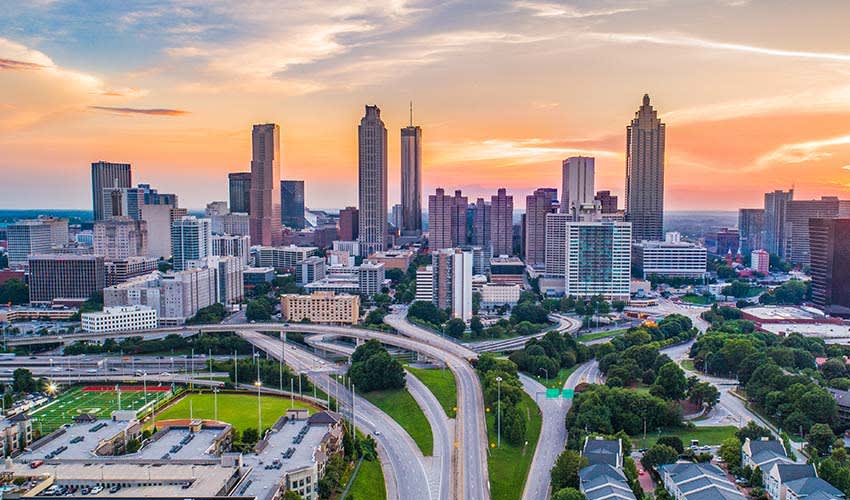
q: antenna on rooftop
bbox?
[409,101,413,126]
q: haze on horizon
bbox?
[2,0,850,211]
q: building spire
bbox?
[643,94,650,106]
[409,100,413,126]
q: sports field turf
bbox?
[155,393,317,433]
[31,385,172,434]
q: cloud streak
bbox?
[515,1,645,18]
[90,106,189,116]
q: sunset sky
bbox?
[2,0,850,211]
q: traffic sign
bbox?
[546,388,560,399]
[562,389,574,399]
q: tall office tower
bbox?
[431,248,473,321]
[428,188,467,250]
[28,254,106,304]
[339,206,359,241]
[562,157,595,218]
[809,218,850,316]
[228,172,252,213]
[249,124,283,247]
[764,189,794,257]
[595,190,619,214]
[36,216,70,246]
[564,221,632,300]
[544,212,569,279]
[281,180,306,229]
[471,198,492,248]
[784,197,847,266]
[171,216,212,272]
[491,188,513,256]
[91,161,132,221]
[625,94,666,242]
[525,188,560,268]
[357,105,388,255]
[6,220,52,267]
[103,184,178,220]
[391,204,403,231]
[212,234,251,266]
[93,217,149,260]
[401,117,422,235]
[738,208,765,254]
[139,204,174,260]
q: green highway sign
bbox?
[562,389,574,399]
[546,388,560,399]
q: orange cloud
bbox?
[89,106,189,116]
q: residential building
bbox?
[432,248,473,321]
[91,161,131,221]
[390,203,403,232]
[0,414,34,455]
[783,477,844,500]
[102,184,178,220]
[326,250,351,267]
[490,256,525,286]
[36,216,69,246]
[765,463,818,500]
[160,267,218,325]
[784,197,848,266]
[480,283,521,308]
[544,212,569,280]
[358,261,386,297]
[296,256,327,286]
[93,217,148,259]
[491,188,513,256]
[632,233,707,279]
[212,234,251,266]
[659,462,746,500]
[525,187,559,268]
[281,180,306,229]
[583,438,624,468]
[710,228,740,255]
[6,220,52,267]
[742,438,792,474]
[471,198,492,248]
[255,245,318,271]
[81,305,158,333]
[428,188,467,250]
[228,172,251,214]
[810,218,850,316]
[595,190,619,214]
[211,212,250,236]
[415,265,434,302]
[249,123,283,247]
[752,249,770,274]
[305,275,361,296]
[367,249,413,271]
[171,216,212,272]
[579,464,637,500]
[338,207,359,241]
[28,254,106,304]
[281,292,360,325]
[562,157,596,218]
[208,256,245,305]
[104,256,158,286]
[400,119,422,235]
[739,208,765,254]
[357,105,388,255]
[764,189,794,257]
[139,204,174,259]
[625,95,665,242]
[564,221,631,300]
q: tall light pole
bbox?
[539,368,549,387]
[496,376,503,449]
[255,379,262,435]
[213,387,218,421]
[279,332,284,391]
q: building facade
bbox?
[595,190,619,214]
[249,123,283,247]
[428,188,467,250]
[81,305,158,333]
[491,188,513,256]
[525,187,559,268]
[281,292,359,325]
[296,256,327,286]
[783,197,848,266]
[228,172,251,214]
[562,157,595,218]
[171,216,212,272]
[625,95,665,242]
[809,218,850,316]
[357,105,388,255]
[564,221,631,300]
[93,217,148,260]
[632,235,707,279]
[281,180,306,229]
[431,249,473,321]
[764,189,794,257]
[28,254,106,304]
[212,234,251,266]
[752,249,770,274]
[739,208,765,254]
[400,123,422,235]
[6,220,52,267]
[255,245,318,271]
[91,161,132,221]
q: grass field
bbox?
[156,392,316,433]
[407,367,457,418]
[362,388,433,456]
[630,426,737,449]
[680,294,714,305]
[347,458,386,500]
[680,359,696,371]
[529,365,578,390]
[31,385,172,434]
[487,391,542,500]
[578,328,629,343]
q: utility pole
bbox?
[496,376,503,448]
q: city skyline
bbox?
[3,1,850,210]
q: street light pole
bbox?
[539,368,549,387]
[496,376,503,449]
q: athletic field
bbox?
[30,385,173,434]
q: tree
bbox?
[551,450,588,490]
[241,427,259,444]
[720,437,742,468]
[13,368,37,393]
[445,318,466,338]
[407,300,448,326]
[656,436,684,454]
[246,298,273,321]
[552,487,586,500]
[651,362,688,400]
[0,279,28,305]
[282,491,304,500]
[808,423,836,454]
[348,342,405,392]
[470,316,484,337]
[641,444,679,471]
[736,421,772,442]
[688,382,720,410]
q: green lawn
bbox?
[346,458,386,500]
[577,328,628,343]
[630,426,737,449]
[680,294,714,305]
[156,392,316,433]
[407,367,457,418]
[31,385,173,434]
[362,388,434,456]
[680,359,696,371]
[529,365,578,390]
[487,391,542,500]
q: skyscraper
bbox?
[91,161,131,221]
[400,112,422,235]
[783,197,848,266]
[562,157,595,218]
[431,248,473,321]
[6,220,52,267]
[491,188,513,256]
[625,94,665,242]
[93,217,149,260]
[171,216,212,272]
[228,172,251,213]
[281,180,306,229]
[357,105,388,255]
[471,198,491,248]
[809,218,850,316]
[738,208,765,254]
[764,189,794,257]
[338,207,359,241]
[564,221,632,300]
[595,190,619,214]
[249,124,283,247]
[428,188,467,250]
[525,188,559,268]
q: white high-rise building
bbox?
[431,248,473,321]
[544,212,569,278]
[357,105,388,255]
[6,220,52,267]
[560,221,632,300]
[562,156,596,219]
[632,234,707,279]
[171,216,212,271]
[415,265,434,302]
[212,234,251,266]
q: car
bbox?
[109,485,121,493]
[373,431,382,436]
[90,486,103,494]
[701,445,711,451]
[638,469,645,476]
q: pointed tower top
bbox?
[643,94,650,106]
[409,100,414,126]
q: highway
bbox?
[467,313,581,353]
